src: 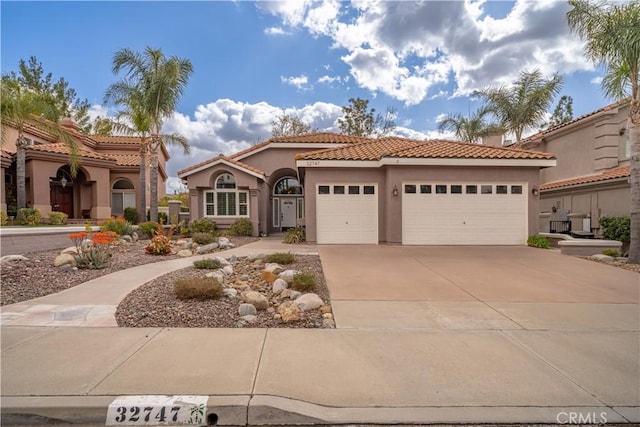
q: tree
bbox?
[548,95,574,128]
[567,0,640,263]
[475,69,564,144]
[271,113,316,137]
[105,47,193,222]
[7,57,92,133]
[337,98,396,137]
[1,76,78,210]
[92,116,114,135]
[437,106,503,144]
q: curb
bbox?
[2,395,634,425]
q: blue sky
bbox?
[1,1,611,191]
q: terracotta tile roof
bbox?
[540,166,630,191]
[106,153,141,166]
[91,135,146,145]
[299,137,555,161]
[177,154,265,177]
[297,137,420,160]
[520,98,630,145]
[230,132,367,160]
[26,143,114,161]
[1,150,13,160]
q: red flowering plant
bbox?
[68,230,117,269]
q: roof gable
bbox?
[177,154,265,179]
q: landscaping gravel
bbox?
[116,255,331,328]
[583,256,640,273]
[0,236,258,306]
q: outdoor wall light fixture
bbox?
[392,185,399,197]
[60,177,68,188]
[531,186,539,196]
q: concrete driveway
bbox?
[320,245,639,330]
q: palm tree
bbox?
[437,106,503,144]
[567,0,640,263]
[1,76,78,210]
[475,69,564,144]
[106,47,193,222]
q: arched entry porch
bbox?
[49,166,89,219]
[271,175,303,232]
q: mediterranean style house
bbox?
[518,99,631,236]
[178,133,556,244]
[1,118,168,220]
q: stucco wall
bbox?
[303,165,541,244]
[238,147,311,177]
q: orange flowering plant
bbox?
[68,230,117,269]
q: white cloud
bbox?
[317,75,341,85]
[264,26,289,35]
[590,76,603,85]
[262,0,594,105]
[280,74,310,90]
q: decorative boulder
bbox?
[223,288,238,298]
[592,254,614,261]
[177,249,192,257]
[218,237,231,248]
[239,303,257,317]
[54,253,76,267]
[264,263,284,274]
[278,270,300,284]
[0,255,29,263]
[272,278,288,294]
[295,293,324,311]
[132,232,140,242]
[222,265,234,276]
[205,271,225,283]
[229,254,238,264]
[240,291,269,310]
[280,289,301,300]
[247,253,266,261]
[61,246,78,255]
[120,235,133,243]
[278,301,302,322]
[241,315,257,323]
[196,242,219,255]
[214,256,231,267]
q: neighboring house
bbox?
[178,132,555,245]
[518,99,631,235]
[0,118,168,219]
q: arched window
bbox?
[273,177,303,195]
[111,179,135,216]
[204,173,249,217]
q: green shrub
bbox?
[189,218,217,235]
[144,234,172,255]
[283,227,306,244]
[16,208,41,225]
[174,277,223,300]
[602,249,621,258]
[527,234,550,249]
[100,216,134,236]
[158,211,168,225]
[180,227,191,237]
[292,272,316,292]
[193,258,222,269]
[0,210,8,226]
[48,211,68,225]
[123,207,138,224]
[599,216,630,243]
[266,252,295,264]
[192,232,215,245]
[139,221,160,237]
[229,218,253,236]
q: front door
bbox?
[51,185,74,218]
[281,199,297,230]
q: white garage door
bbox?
[316,184,378,244]
[402,183,527,245]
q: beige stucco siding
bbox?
[303,165,541,243]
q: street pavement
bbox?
[1,240,638,425]
[0,226,99,256]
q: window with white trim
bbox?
[204,173,249,217]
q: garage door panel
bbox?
[403,183,527,245]
[316,184,378,244]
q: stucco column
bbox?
[28,160,58,216]
[0,167,6,213]
[538,212,551,233]
[250,188,259,237]
[92,168,111,219]
[189,189,199,222]
[168,200,181,225]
